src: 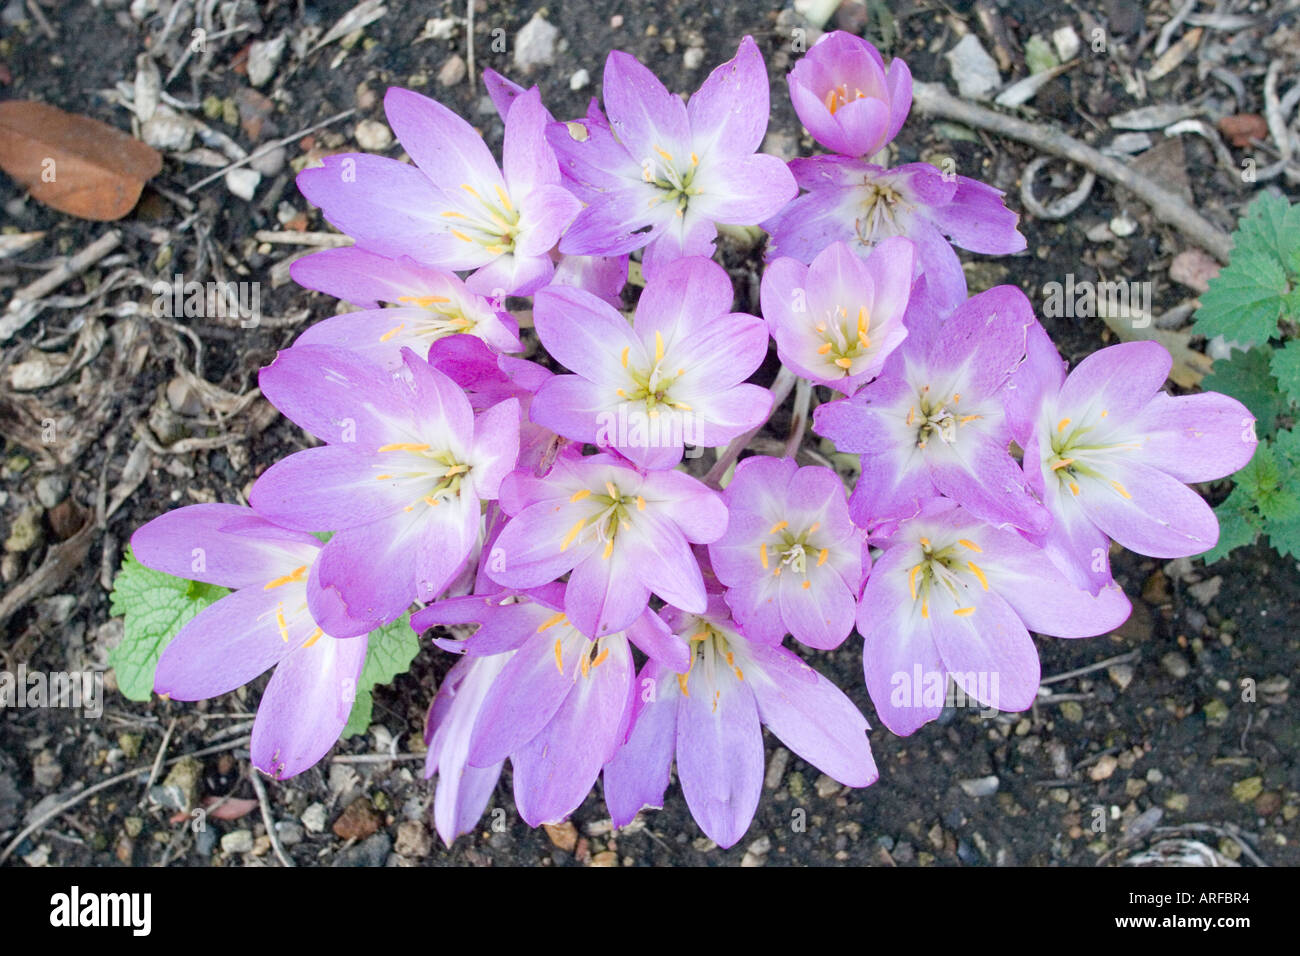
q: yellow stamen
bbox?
[450,229,474,243]
[602,539,614,560]
[817,343,833,355]
[769,520,788,535]
[908,564,920,600]
[264,565,308,590]
[636,495,646,511]
[690,152,699,166]
[620,346,629,368]
[580,649,592,679]
[801,580,811,590]
[616,388,627,398]
[275,604,289,642]
[538,611,567,633]
[958,539,982,553]
[953,606,975,617]
[919,536,931,549]
[1069,481,1081,496]
[570,489,591,502]
[440,210,468,219]
[677,673,690,696]
[302,627,324,648]
[967,561,989,591]
[689,630,710,643]
[379,323,405,342]
[494,184,513,212]
[1057,417,1071,433]
[808,522,820,534]
[561,518,586,551]
[1051,457,1075,471]
[605,482,619,500]
[592,647,610,668]
[817,548,829,566]
[424,495,441,507]
[554,638,564,673]
[759,543,769,569]
[654,330,665,363]
[921,599,929,619]
[461,183,481,198]
[375,474,393,481]
[653,145,673,162]
[1110,479,1132,499]
[959,414,980,424]
[906,407,915,426]
[444,464,469,476]
[378,442,430,452]
[834,357,853,369]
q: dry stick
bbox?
[466,0,476,92]
[138,717,178,806]
[249,768,295,868]
[4,230,122,314]
[910,82,1235,263]
[704,366,798,488]
[0,735,251,866]
[253,230,354,247]
[186,108,357,193]
[330,753,426,764]
[1039,649,1141,685]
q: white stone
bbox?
[1052,26,1081,62]
[944,34,1001,101]
[514,13,558,73]
[354,118,393,151]
[224,167,261,201]
[569,68,590,91]
[247,34,287,89]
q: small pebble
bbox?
[301,802,327,833]
[438,54,466,87]
[354,119,393,151]
[569,68,590,91]
[221,829,254,854]
[1161,652,1191,679]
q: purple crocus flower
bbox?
[708,456,863,650]
[764,158,1025,311]
[859,499,1131,736]
[413,584,688,827]
[603,592,877,848]
[297,86,580,296]
[289,247,522,365]
[426,334,571,476]
[488,453,728,637]
[531,256,772,469]
[547,37,797,279]
[421,650,509,846]
[787,31,912,159]
[1009,337,1257,591]
[814,285,1050,533]
[249,345,519,631]
[760,237,914,395]
[133,504,368,779]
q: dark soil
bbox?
[1,0,1296,867]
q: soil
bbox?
[0,0,1296,868]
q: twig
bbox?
[704,366,798,487]
[2,230,122,331]
[1040,649,1140,686]
[139,717,178,806]
[911,82,1234,262]
[0,735,251,865]
[25,0,56,39]
[466,0,476,92]
[329,753,426,764]
[186,108,357,193]
[253,230,354,247]
[249,769,295,867]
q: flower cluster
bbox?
[131,31,1257,850]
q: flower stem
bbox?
[704,365,798,488]
[784,376,812,460]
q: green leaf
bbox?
[1204,487,1261,563]
[1203,346,1290,439]
[1270,339,1300,404]
[1265,512,1300,559]
[341,613,420,739]
[1193,193,1300,346]
[107,549,229,702]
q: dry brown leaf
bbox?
[0,101,162,221]
[1101,313,1211,388]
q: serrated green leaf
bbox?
[342,688,374,740]
[1193,193,1300,346]
[1265,513,1300,559]
[1203,346,1290,439]
[1270,340,1300,403]
[341,613,419,739]
[108,549,229,701]
[1205,488,1261,563]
